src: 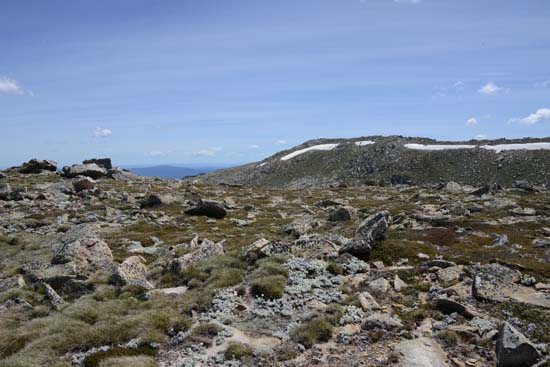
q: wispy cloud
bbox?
[466,117,478,127]
[193,147,222,157]
[534,80,550,88]
[475,134,487,140]
[249,144,260,149]
[393,0,422,3]
[0,77,32,96]
[145,151,165,157]
[93,127,112,137]
[478,81,504,96]
[510,108,550,125]
[275,139,286,145]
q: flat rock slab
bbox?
[394,337,450,367]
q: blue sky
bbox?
[1,0,550,167]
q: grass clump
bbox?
[326,261,343,275]
[224,342,254,360]
[98,355,157,367]
[290,317,333,348]
[248,258,289,299]
[250,275,287,299]
[83,347,156,367]
[187,322,222,347]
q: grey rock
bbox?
[496,322,540,367]
[0,275,26,292]
[140,193,163,208]
[19,159,57,173]
[42,282,67,310]
[328,206,353,222]
[111,256,154,290]
[394,337,450,367]
[339,211,389,258]
[62,163,108,179]
[185,200,227,219]
[72,176,96,193]
[367,277,391,294]
[83,158,112,170]
[362,312,403,330]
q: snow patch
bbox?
[257,162,267,167]
[481,143,550,153]
[280,144,339,161]
[355,140,375,146]
[405,142,550,152]
[405,144,476,151]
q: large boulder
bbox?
[72,176,96,193]
[394,337,450,367]
[339,211,389,259]
[19,159,57,174]
[496,322,540,367]
[62,163,107,179]
[140,193,163,209]
[185,200,227,219]
[111,256,154,290]
[328,206,354,222]
[0,183,26,201]
[469,263,550,309]
[83,158,112,170]
[107,168,136,181]
[168,239,224,274]
[52,237,114,273]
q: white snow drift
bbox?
[405,143,550,152]
[280,143,339,161]
[355,140,375,146]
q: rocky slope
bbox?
[190,136,550,188]
[1,159,550,367]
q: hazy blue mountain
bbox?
[127,165,224,179]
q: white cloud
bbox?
[478,81,504,96]
[466,117,478,127]
[275,139,286,145]
[0,77,31,96]
[193,147,222,157]
[145,151,165,157]
[535,80,550,88]
[93,127,112,138]
[511,108,550,125]
[249,144,260,149]
[474,134,487,140]
[393,0,421,3]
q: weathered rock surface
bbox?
[496,322,541,367]
[185,200,227,219]
[19,159,57,174]
[62,163,108,179]
[339,211,389,258]
[111,256,154,290]
[394,337,450,367]
[72,176,96,192]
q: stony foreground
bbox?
[1,161,550,367]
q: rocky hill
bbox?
[191,136,550,188]
[1,158,550,366]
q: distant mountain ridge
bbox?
[188,136,550,188]
[128,165,222,179]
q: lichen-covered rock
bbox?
[328,206,354,222]
[339,211,389,259]
[51,238,114,272]
[496,322,540,367]
[140,193,163,208]
[62,163,107,179]
[111,256,154,290]
[82,158,112,170]
[72,176,96,193]
[19,159,57,174]
[168,239,224,274]
[185,200,227,219]
[394,337,450,367]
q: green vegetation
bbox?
[224,342,254,360]
[290,317,334,348]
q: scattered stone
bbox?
[72,176,96,193]
[367,277,391,294]
[442,181,463,194]
[328,206,353,222]
[168,239,224,274]
[185,200,227,219]
[111,256,154,290]
[362,312,403,330]
[339,211,389,258]
[357,291,380,312]
[393,274,408,292]
[140,193,163,209]
[83,158,112,170]
[62,163,108,179]
[496,322,541,367]
[19,159,57,173]
[42,282,67,310]
[394,337,450,367]
[0,275,26,292]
